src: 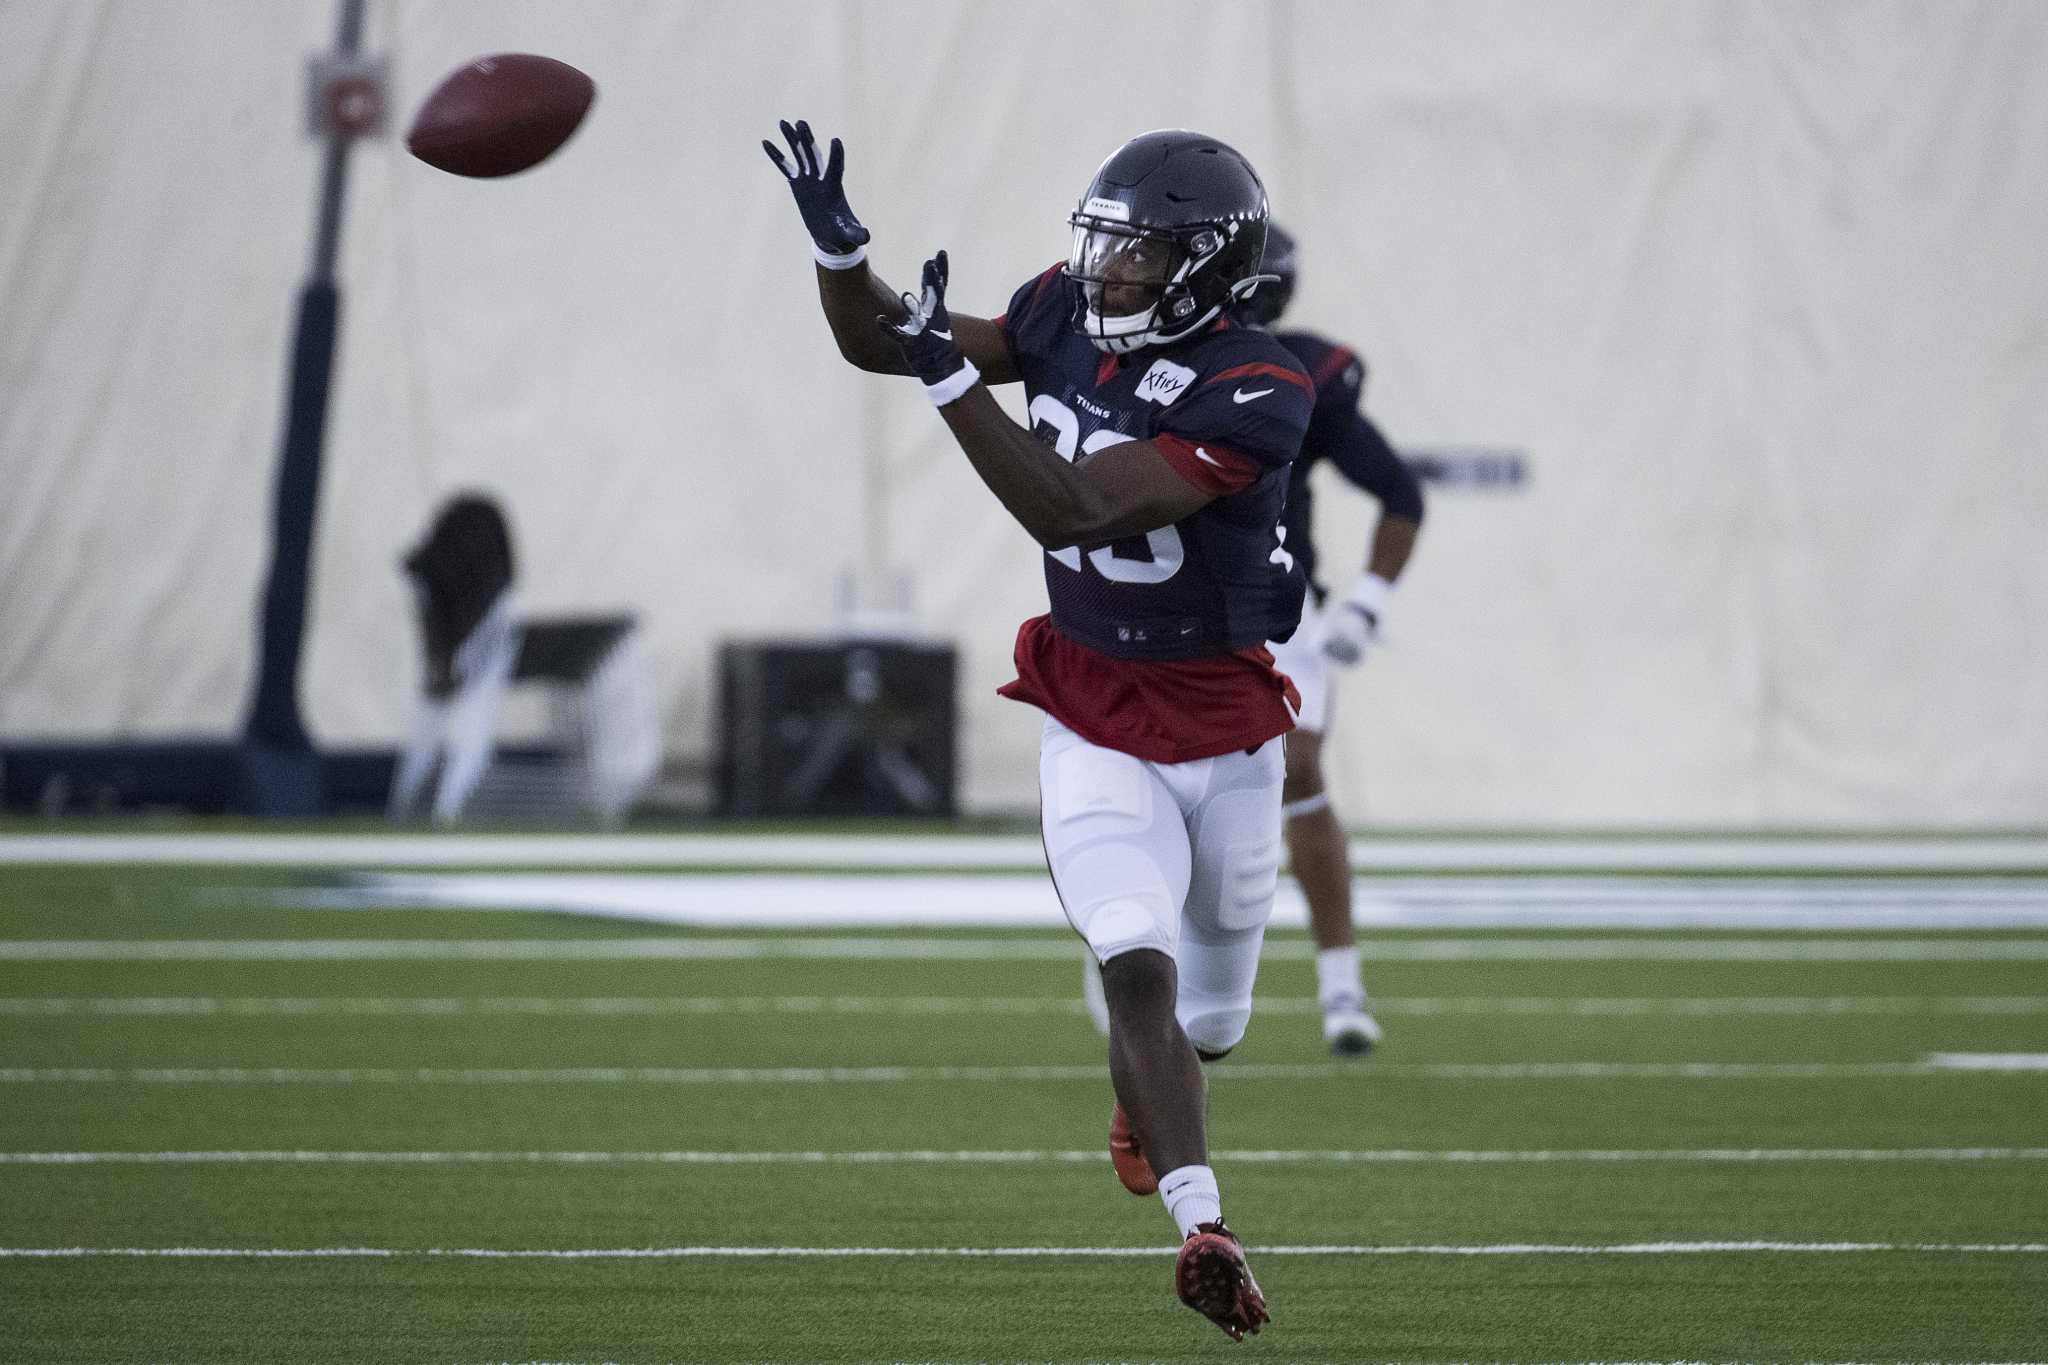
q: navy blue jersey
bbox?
[1271,330,1425,599]
[997,266,1314,661]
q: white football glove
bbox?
[1321,572,1391,667]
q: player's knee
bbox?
[1179,1001,1252,1056]
[1047,815,1177,942]
[1077,896,1175,962]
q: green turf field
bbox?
[2,859,2045,1363]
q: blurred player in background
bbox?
[1238,223,1426,1055]
[767,118,1309,1341]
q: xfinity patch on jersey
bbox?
[1134,358,1197,406]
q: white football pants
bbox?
[1037,714,1285,1055]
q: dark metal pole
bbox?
[238,0,366,815]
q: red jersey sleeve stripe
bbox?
[1205,361,1314,394]
[1312,346,1357,390]
[1152,433,1263,496]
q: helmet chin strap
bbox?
[1083,305,1164,354]
[1085,300,1222,354]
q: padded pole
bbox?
[237,0,365,815]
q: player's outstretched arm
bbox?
[881,253,1209,547]
[764,119,1015,381]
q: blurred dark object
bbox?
[719,640,956,817]
[388,494,523,823]
[389,496,657,825]
[515,617,630,682]
[1404,446,1528,489]
[403,494,517,697]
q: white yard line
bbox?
[5,831,2046,870]
[276,872,2048,931]
[3,994,2043,1017]
[0,1241,2042,1258]
[6,937,2048,962]
[0,1059,2037,1085]
[0,995,1114,1017]
[4,1147,2045,1166]
[0,834,1039,869]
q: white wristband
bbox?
[923,359,980,407]
[812,242,868,270]
[1347,572,1392,620]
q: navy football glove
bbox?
[880,251,973,388]
[762,119,871,263]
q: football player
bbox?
[766,119,1311,1342]
[1238,224,1426,1056]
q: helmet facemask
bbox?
[1068,214,1258,355]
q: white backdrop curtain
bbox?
[3,0,2043,823]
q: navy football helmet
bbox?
[1067,130,1273,354]
[1233,221,1296,328]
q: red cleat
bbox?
[1108,1102,1157,1196]
[1175,1221,1269,1342]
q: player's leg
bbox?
[1166,734,1283,1340]
[1036,718,1208,1196]
[1177,735,1286,1061]
[1269,609,1380,1053]
[1283,727,1381,1055]
[1100,948,1208,1183]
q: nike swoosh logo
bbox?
[1233,387,1273,403]
[1194,447,1225,468]
[931,328,953,340]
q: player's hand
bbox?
[880,251,970,387]
[1322,573,1391,667]
[762,118,871,259]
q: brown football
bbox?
[406,54,595,178]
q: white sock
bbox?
[1159,1164,1223,1239]
[1316,945,1365,1010]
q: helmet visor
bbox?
[1068,221,1183,317]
